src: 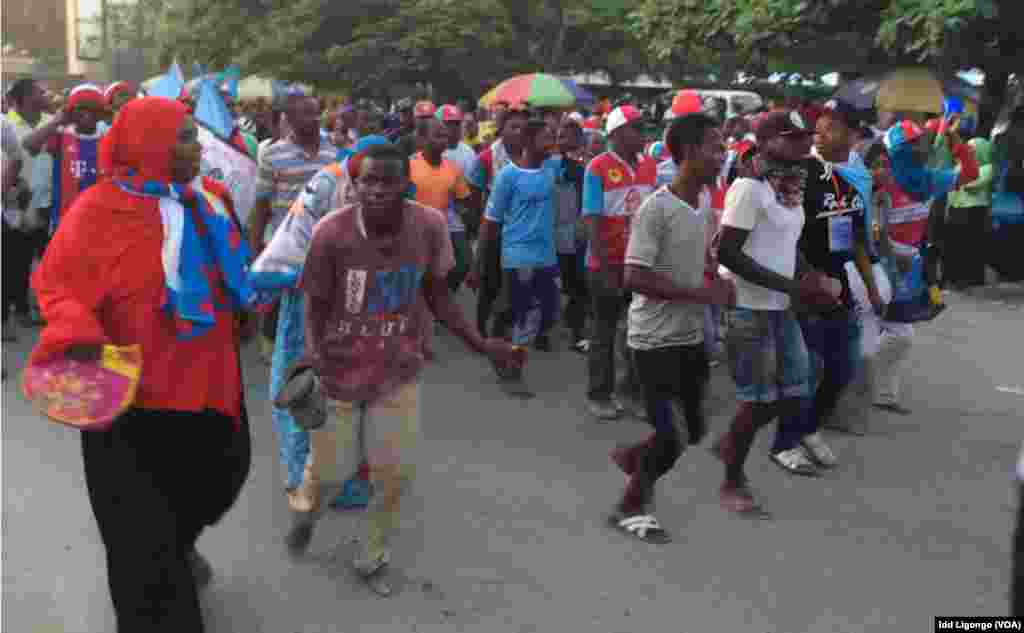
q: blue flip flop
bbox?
[331,477,372,509]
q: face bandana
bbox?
[754,154,808,208]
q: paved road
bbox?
[4,286,1023,633]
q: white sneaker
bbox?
[801,432,838,468]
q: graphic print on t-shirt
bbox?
[366,266,424,314]
[582,151,657,270]
[51,129,101,229]
[338,264,425,338]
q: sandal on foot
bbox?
[769,447,821,477]
[608,513,672,544]
[872,402,912,416]
[331,477,372,509]
[353,555,393,597]
[719,483,771,519]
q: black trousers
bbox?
[944,205,990,287]
[82,407,251,632]
[620,345,708,513]
[2,222,36,318]
[586,270,639,402]
[557,253,588,338]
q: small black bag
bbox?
[274,359,326,431]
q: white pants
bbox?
[861,313,914,406]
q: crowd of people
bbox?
[2,71,1019,629]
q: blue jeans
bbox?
[772,310,862,453]
[505,265,561,346]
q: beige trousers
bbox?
[292,381,421,570]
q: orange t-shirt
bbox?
[409,153,471,231]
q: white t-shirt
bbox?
[717,178,805,311]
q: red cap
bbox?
[583,115,602,130]
[414,100,437,118]
[66,84,105,112]
[899,119,926,144]
[669,90,702,118]
[436,104,463,122]
[103,81,137,107]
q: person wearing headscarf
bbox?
[946,137,993,289]
[249,135,394,523]
[29,96,253,632]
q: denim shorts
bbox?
[725,307,811,403]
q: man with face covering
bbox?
[766,99,884,470]
[29,96,254,632]
[713,110,841,516]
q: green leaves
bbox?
[632,0,1008,80]
[156,0,662,99]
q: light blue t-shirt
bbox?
[656,158,678,188]
[484,162,558,269]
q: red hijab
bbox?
[99,96,187,184]
[32,97,244,419]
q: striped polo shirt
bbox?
[582,150,657,270]
[254,134,338,239]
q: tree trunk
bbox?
[547,0,567,70]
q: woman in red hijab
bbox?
[30,96,252,632]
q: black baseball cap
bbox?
[755,110,813,145]
[820,97,867,128]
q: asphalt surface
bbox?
[3,284,1023,633]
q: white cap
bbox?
[605,105,642,135]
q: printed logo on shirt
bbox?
[607,168,623,185]
[337,265,424,338]
[820,191,865,215]
[366,265,423,314]
[69,159,95,181]
[346,269,367,313]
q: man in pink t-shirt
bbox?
[294,143,523,595]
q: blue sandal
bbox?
[331,477,373,509]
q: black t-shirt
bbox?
[799,158,868,305]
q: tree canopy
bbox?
[156,0,669,102]
[630,0,1021,130]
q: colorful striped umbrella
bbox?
[479,73,595,109]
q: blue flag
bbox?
[194,77,236,141]
[148,62,185,100]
